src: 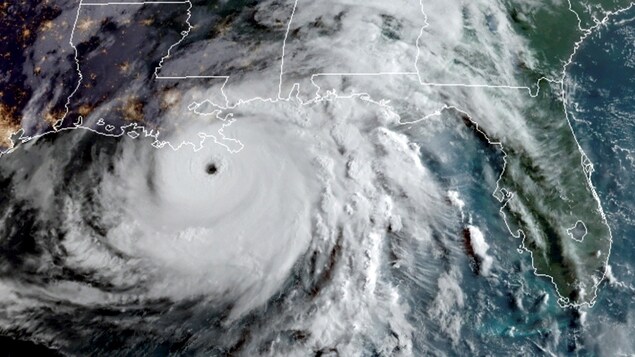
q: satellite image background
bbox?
[0,0,634,355]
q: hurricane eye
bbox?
[205,163,218,175]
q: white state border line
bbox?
[82,1,189,5]
[278,0,299,99]
[277,0,545,101]
[52,0,84,130]
[152,0,193,79]
[54,0,195,130]
[156,76,228,79]
[309,73,543,97]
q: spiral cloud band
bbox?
[0,97,456,353]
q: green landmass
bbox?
[495,81,610,305]
[503,0,633,84]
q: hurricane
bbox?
[1,0,634,355]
